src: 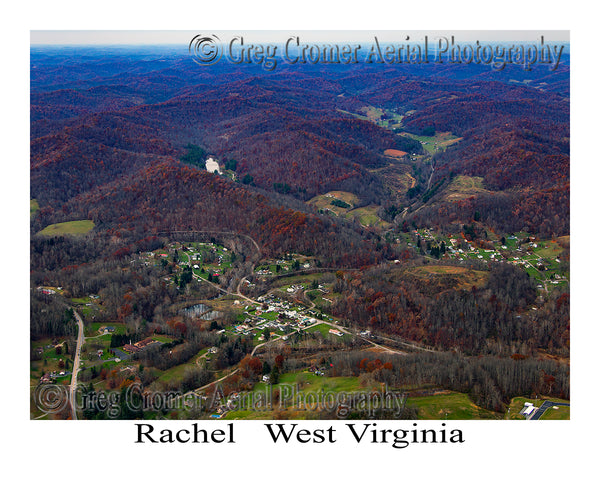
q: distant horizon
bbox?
[30,30,570,46]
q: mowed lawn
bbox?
[506,396,570,420]
[540,405,570,420]
[38,220,95,236]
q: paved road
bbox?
[166,229,428,400]
[69,310,85,420]
[191,319,348,395]
[186,316,410,398]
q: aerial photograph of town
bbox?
[29,29,572,425]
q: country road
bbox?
[160,229,432,404]
[187,315,412,400]
[69,310,84,420]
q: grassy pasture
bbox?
[400,131,462,154]
[307,191,360,216]
[38,220,95,236]
[346,206,391,229]
[407,392,501,419]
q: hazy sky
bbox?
[31,30,569,46]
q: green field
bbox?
[307,191,360,216]
[346,206,391,228]
[533,241,564,260]
[305,322,346,338]
[506,396,570,420]
[152,362,199,387]
[225,377,501,420]
[306,191,390,228]
[252,372,362,396]
[271,273,323,289]
[407,392,501,419]
[257,310,279,321]
[30,199,40,217]
[336,106,404,129]
[400,132,462,154]
[38,220,95,236]
[85,322,127,337]
[540,405,570,420]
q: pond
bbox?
[182,303,222,321]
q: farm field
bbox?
[346,205,392,229]
[38,219,95,236]
[308,192,392,230]
[307,191,360,216]
[400,131,462,154]
[336,106,404,130]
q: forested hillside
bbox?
[30,46,569,420]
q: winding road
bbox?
[143,230,432,403]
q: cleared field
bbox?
[346,206,391,229]
[367,163,414,198]
[406,265,489,291]
[556,235,570,248]
[415,265,469,275]
[506,396,569,420]
[305,323,346,338]
[30,199,40,217]
[400,131,462,154]
[38,220,95,236]
[534,241,564,260]
[384,149,408,158]
[85,322,127,337]
[444,175,489,201]
[271,272,323,289]
[361,106,385,121]
[307,191,360,216]
[540,405,570,420]
[407,392,501,419]
[253,372,362,395]
[336,106,403,129]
